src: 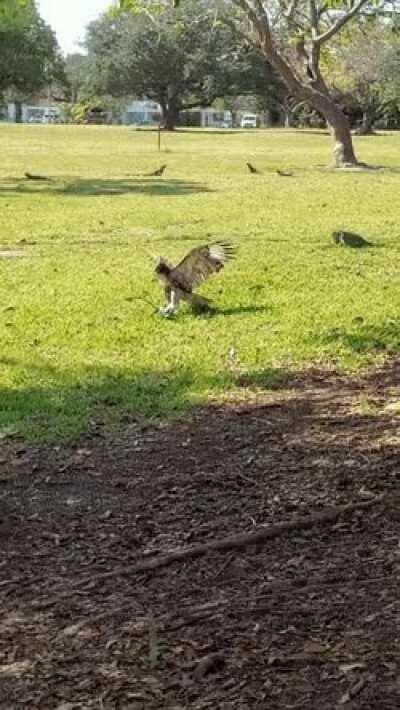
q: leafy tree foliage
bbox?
[0,0,31,28]
[85,2,282,129]
[0,0,64,98]
[324,21,400,132]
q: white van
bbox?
[241,113,257,128]
[42,108,60,124]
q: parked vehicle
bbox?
[84,106,108,124]
[42,108,60,124]
[240,113,257,128]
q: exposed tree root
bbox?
[83,496,384,583]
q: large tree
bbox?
[229,0,382,167]
[0,0,64,101]
[86,2,280,130]
[120,0,383,166]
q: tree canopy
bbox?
[324,20,400,132]
[85,1,282,129]
[0,0,64,98]
[0,0,32,28]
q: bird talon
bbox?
[159,307,174,318]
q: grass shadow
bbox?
[137,128,243,135]
[283,129,329,136]
[0,177,211,198]
[205,305,271,318]
[315,318,400,355]
[0,360,245,441]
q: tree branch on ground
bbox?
[68,496,384,587]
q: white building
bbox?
[122,100,234,128]
[1,102,60,123]
[123,100,161,126]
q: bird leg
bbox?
[160,288,181,317]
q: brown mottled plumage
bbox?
[155,242,236,316]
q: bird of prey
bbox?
[155,242,235,317]
[24,172,50,181]
[276,169,294,177]
[332,231,372,248]
[246,162,260,174]
[147,165,167,177]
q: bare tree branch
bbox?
[309,0,318,35]
[232,0,262,29]
[285,0,300,20]
[315,0,371,44]
[77,496,384,583]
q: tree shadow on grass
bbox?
[4,314,400,442]
[0,361,243,441]
[0,177,211,198]
[0,353,335,442]
[315,318,400,356]
[283,129,329,136]
[137,127,243,135]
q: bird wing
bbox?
[170,242,235,292]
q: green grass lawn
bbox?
[1,123,400,440]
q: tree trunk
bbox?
[258,39,360,167]
[284,111,292,128]
[328,111,358,167]
[306,92,359,167]
[15,101,23,124]
[160,102,179,131]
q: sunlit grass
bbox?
[1,123,400,439]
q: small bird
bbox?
[246,162,260,174]
[147,165,167,177]
[24,172,50,181]
[276,169,294,177]
[155,242,235,317]
[332,231,372,248]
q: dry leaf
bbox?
[339,662,367,674]
[62,622,85,637]
[339,691,351,705]
[303,640,328,655]
[0,660,31,677]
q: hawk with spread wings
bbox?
[155,242,235,316]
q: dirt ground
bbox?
[1,362,400,709]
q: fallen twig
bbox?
[78,495,384,584]
[11,497,383,607]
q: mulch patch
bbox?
[1,362,400,709]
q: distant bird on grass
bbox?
[246,162,260,174]
[24,172,50,181]
[155,242,236,317]
[147,164,167,177]
[276,169,294,177]
[332,231,372,248]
